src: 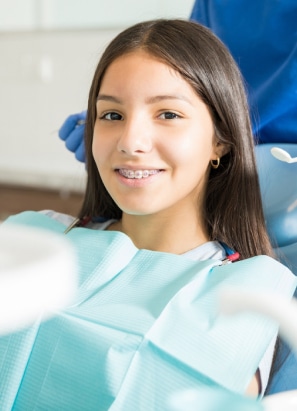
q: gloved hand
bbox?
[58,111,86,162]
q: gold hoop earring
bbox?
[210,158,220,169]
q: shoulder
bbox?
[183,241,226,261]
[40,210,76,227]
[40,210,117,231]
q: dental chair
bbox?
[255,143,297,394]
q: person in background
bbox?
[1,19,296,409]
[190,0,297,145]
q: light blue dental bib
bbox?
[1,211,296,411]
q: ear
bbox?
[211,141,230,160]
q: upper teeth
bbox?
[119,169,158,179]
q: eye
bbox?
[159,112,180,120]
[100,112,123,121]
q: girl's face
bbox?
[93,51,222,218]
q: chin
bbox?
[118,203,156,216]
[121,209,152,216]
[114,198,155,216]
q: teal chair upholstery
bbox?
[255,143,297,394]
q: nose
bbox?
[117,116,152,155]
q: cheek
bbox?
[167,132,213,168]
[92,137,99,160]
[92,135,110,166]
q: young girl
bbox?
[1,19,296,410]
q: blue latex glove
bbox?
[58,111,86,162]
[191,0,297,144]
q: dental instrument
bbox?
[271,147,297,164]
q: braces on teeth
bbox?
[119,169,158,179]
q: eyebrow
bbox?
[96,94,192,105]
[145,95,192,105]
[97,94,122,103]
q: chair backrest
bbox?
[255,143,297,279]
[231,143,297,396]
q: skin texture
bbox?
[92,50,259,395]
[93,50,226,254]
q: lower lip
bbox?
[115,170,163,187]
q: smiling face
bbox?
[92,50,221,221]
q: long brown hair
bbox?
[79,19,273,260]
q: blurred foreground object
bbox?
[219,288,297,411]
[0,223,77,335]
[169,387,264,411]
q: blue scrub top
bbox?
[190,0,297,144]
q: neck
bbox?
[108,210,209,254]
